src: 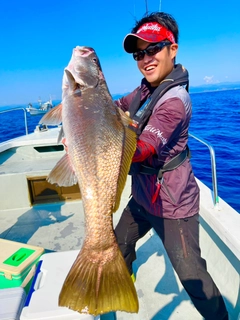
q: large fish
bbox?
[40,46,138,315]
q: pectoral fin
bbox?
[47,153,79,188]
[39,103,62,125]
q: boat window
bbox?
[34,145,64,153]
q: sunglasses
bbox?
[133,41,172,61]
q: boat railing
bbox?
[0,108,219,207]
[189,132,219,208]
[0,107,29,135]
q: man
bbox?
[114,12,228,320]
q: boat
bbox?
[0,108,239,320]
[26,97,54,116]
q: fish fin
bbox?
[118,108,133,126]
[39,103,62,125]
[47,153,78,187]
[59,245,139,315]
[65,69,78,91]
[113,126,137,212]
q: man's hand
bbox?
[62,137,68,153]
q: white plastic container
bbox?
[20,250,99,320]
[0,287,26,320]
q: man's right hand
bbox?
[62,137,68,153]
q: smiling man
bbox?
[114,12,228,320]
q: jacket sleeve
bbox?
[139,97,188,158]
[132,140,156,162]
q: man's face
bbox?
[136,38,178,87]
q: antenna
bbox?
[159,0,162,12]
[145,0,148,14]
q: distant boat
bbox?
[26,97,54,116]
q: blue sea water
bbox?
[0,90,240,213]
[189,89,240,213]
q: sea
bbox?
[0,89,240,213]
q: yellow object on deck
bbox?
[131,273,136,283]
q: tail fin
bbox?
[59,245,139,316]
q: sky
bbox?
[0,0,240,106]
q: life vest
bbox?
[128,64,189,136]
[128,64,191,182]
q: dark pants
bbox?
[115,197,228,320]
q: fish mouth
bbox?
[74,46,94,57]
[64,46,100,90]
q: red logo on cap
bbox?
[136,22,175,44]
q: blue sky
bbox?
[0,0,240,106]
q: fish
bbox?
[39,46,138,316]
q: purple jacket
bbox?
[115,84,200,219]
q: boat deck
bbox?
[0,126,239,319]
[0,187,203,320]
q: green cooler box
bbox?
[0,239,44,290]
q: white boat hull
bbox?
[26,108,49,115]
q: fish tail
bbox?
[59,245,139,316]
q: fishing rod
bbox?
[144,0,162,14]
[159,0,162,11]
